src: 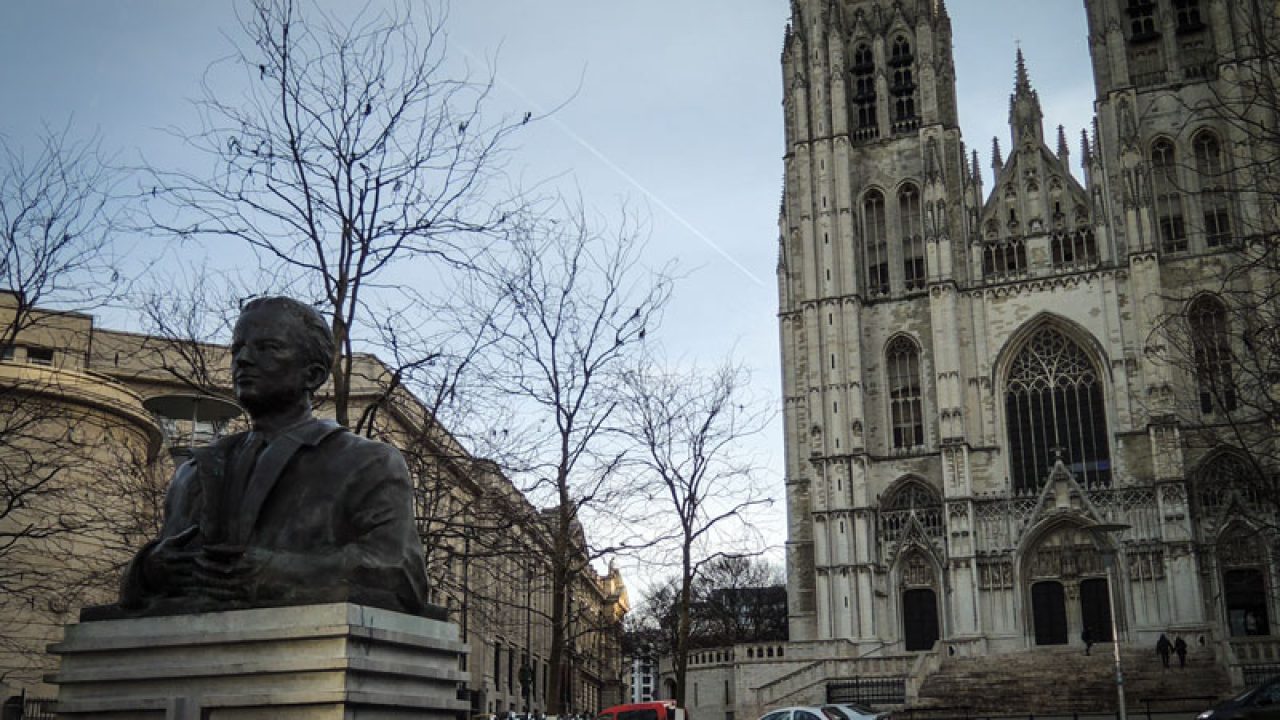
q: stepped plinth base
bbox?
[47,603,468,720]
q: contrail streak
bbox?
[462,46,767,287]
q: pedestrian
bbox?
[1082,625,1093,655]
[1156,633,1172,668]
[1174,635,1188,668]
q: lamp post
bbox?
[1086,522,1131,720]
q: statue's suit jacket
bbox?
[121,418,430,616]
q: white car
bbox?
[759,707,831,720]
[822,704,887,720]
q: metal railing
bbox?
[828,677,907,706]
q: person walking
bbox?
[1174,635,1188,668]
[1156,633,1172,669]
[1082,626,1094,655]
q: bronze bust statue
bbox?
[117,297,433,617]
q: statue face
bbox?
[231,307,320,416]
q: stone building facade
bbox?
[776,0,1276,694]
[0,291,628,714]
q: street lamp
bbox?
[1086,522,1132,720]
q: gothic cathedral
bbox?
[777,0,1277,668]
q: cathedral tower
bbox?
[777,0,1278,667]
[778,0,970,644]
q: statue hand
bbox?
[141,525,201,594]
[195,544,269,603]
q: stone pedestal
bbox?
[48,603,468,720]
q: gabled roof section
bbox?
[976,52,1091,242]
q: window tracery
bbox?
[1005,326,1111,493]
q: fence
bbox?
[827,677,907,706]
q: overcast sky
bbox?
[0,1,1096,595]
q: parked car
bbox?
[759,706,833,720]
[597,701,686,720]
[822,703,887,720]
[1198,676,1280,720]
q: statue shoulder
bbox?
[322,429,409,474]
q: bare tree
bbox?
[631,556,785,665]
[0,128,153,686]
[472,199,673,713]
[618,360,773,706]
[141,0,526,427]
[1145,0,1280,526]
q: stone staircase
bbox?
[913,644,1232,715]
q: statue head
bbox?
[231,297,334,416]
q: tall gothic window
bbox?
[1188,295,1236,414]
[1193,131,1232,247]
[900,184,926,290]
[864,190,890,295]
[889,36,918,132]
[851,43,878,140]
[1152,139,1188,253]
[1005,327,1111,493]
[887,336,924,450]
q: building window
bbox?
[864,190,890,296]
[1127,0,1159,41]
[887,336,924,449]
[1174,0,1204,32]
[1005,326,1111,493]
[1152,139,1187,253]
[1188,295,1236,414]
[0,345,13,361]
[851,43,878,140]
[1193,131,1232,247]
[900,184,926,290]
[1051,229,1099,269]
[879,478,943,544]
[1195,452,1261,517]
[888,36,918,132]
[983,236,1028,278]
[26,346,54,365]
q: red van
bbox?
[597,701,687,720]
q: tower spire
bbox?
[992,136,1003,170]
[1008,48,1044,147]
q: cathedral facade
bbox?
[777,0,1277,666]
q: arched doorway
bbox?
[899,551,941,651]
[1031,581,1068,645]
[1219,527,1272,636]
[903,588,939,650]
[1023,523,1110,647]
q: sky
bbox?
[0,1,1095,598]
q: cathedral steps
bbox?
[912,644,1231,715]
